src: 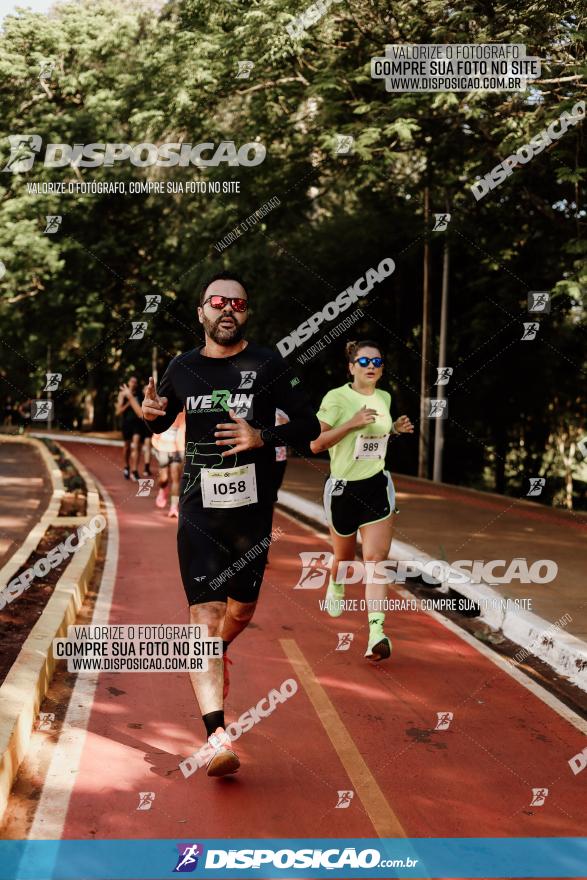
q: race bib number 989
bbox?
[200,464,257,508]
[353,433,389,460]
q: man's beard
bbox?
[203,312,246,346]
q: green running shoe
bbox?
[324,579,345,618]
[364,620,392,661]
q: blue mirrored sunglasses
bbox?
[354,356,384,368]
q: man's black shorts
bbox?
[177,504,274,605]
[323,469,397,537]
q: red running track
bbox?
[11,441,587,848]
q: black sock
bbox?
[222,640,230,654]
[203,710,225,737]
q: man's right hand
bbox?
[142,376,168,421]
[348,405,378,429]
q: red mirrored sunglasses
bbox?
[203,295,248,312]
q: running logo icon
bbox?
[528,291,551,314]
[336,633,353,651]
[335,790,354,809]
[435,711,453,730]
[435,367,453,386]
[31,400,53,421]
[238,371,256,389]
[174,843,204,872]
[136,791,155,811]
[521,322,539,341]
[527,477,546,497]
[137,479,154,497]
[129,321,148,340]
[530,788,548,806]
[44,372,62,391]
[43,215,62,233]
[294,552,333,589]
[433,213,451,231]
[143,294,161,313]
[428,399,448,419]
[38,712,55,731]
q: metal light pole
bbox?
[433,235,450,482]
[418,186,431,479]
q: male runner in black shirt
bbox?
[143,271,320,777]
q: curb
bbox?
[276,490,587,692]
[0,438,103,823]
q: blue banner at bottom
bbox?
[0,838,586,879]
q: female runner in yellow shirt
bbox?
[311,340,413,660]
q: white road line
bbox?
[30,432,124,447]
[28,477,119,840]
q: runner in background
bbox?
[116,377,147,481]
[141,382,153,478]
[267,408,289,565]
[273,408,289,501]
[152,411,186,518]
[311,340,413,661]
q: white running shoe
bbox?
[206,727,240,777]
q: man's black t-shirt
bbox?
[145,342,320,509]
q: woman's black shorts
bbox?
[323,469,397,537]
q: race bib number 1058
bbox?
[200,464,257,508]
